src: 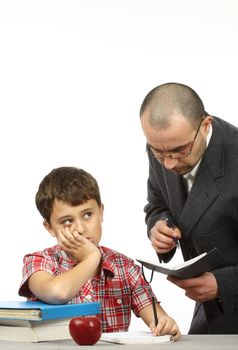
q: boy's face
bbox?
[44,199,104,246]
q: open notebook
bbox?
[100,331,172,344]
[137,247,225,279]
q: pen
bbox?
[151,296,158,326]
[165,217,180,249]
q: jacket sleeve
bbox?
[213,265,238,314]
[144,146,176,262]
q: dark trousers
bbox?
[189,303,209,334]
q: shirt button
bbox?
[86,295,91,300]
[117,299,122,304]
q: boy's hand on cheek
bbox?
[56,227,100,262]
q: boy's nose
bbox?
[72,220,85,235]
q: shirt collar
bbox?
[98,246,115,278]
[59,244,115,278]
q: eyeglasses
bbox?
[149,117,205,159]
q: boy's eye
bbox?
[62,219,72,226]
[84,211,93,219]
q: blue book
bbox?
[0,300,100,321]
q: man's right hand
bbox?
[150,220,181,254]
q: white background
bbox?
[0,0,238,334]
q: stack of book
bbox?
[0,300,100,342]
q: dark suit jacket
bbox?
[144,116,238,333]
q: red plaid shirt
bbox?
[19,245,158,332]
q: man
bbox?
[139,82,238,334]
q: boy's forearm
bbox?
[29,252,101,304]
[52,252,101,302]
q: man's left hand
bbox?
[167,272,218,302]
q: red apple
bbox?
[69,315,102,345]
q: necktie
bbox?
[186,174,195,192]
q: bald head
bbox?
[140,83,205,129]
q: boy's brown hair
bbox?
[35,167,101,223]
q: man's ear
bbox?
[43,220,56,237]
[203,115,213,134]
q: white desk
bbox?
[0,335,238,349]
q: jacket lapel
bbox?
[179,161,220,237]
[179,118,225,238]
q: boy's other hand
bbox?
[149,315,181,341]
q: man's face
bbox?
[140,113,212,175]
[45,199,104,246]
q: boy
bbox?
[19,167,180,340]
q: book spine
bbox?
[41,302,101,320]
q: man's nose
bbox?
[162,157,178,170]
